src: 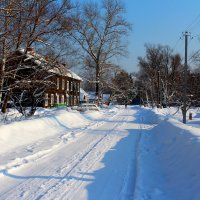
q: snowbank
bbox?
[0,107,113,155]
[135,107,200,200]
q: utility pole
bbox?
[182,31,190,124]
[157,69,161,108]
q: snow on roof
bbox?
[63,69,82,81]
[17,48,82,81]
[49,65,82,81]
[18,48,47,65]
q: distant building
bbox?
[80,88,89,103]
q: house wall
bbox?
[44,75,81,108]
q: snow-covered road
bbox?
[0,107,143,200]
[1,106,200,200]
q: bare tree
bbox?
[65,0,131,101]
[138,44,183,107]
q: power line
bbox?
[174,36,184,56]
[192,33,200,38]
[171,13,200,54]
[186,33,200,64]
[189,19,200,32]
[172,38,181,51]
[188,48,200,62]
[185,13,200,31]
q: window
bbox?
[73,82,75,91]
[67,81,69,91]
[77,83,80,92]
[56,93,59,104]
[71,96,74,105]
[69,95,72,106]
[61,95,64,104]
[45,93,48,107]
[62,79,65,90]
[57,78,59,89]
[73,82,76,91]
[70,82,73,91]
[74,96,77,105]
[51,94,54,105]
[66,94,69,106]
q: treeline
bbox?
[136,44,200,108]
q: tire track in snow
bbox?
[45,110,132,200]
[55,130,124,199]
[132,115,144,200]
[64,108,138,200]
[0,110,123,199]
[132,112,159,200]
[0,134,105,199]
[0,107,121,172]
[29,112,127,199]
[0,120,109,199]
[38,112,127,199]
[0,116,110,174]
[37,133,109,199]
[35,118,126,200]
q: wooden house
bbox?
[2,48,82,109]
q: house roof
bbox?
[16,48,82,81]
[49,65,82,81]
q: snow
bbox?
[80,88,89,101]
[0,109,90,155]
[0,106,200,199]
[65,69,82,81]
[134,107,200,200]
[49,67,82,81]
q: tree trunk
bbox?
[0,67,5,105]
[150,83,154,108]
[29,96,36,116]
[182,106,187,124]
[145,90,149,106]
[1,3,9,112]
[1,92,9,113]
[95,64,100,102]
[95,80,99,99]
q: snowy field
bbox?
[0,105,200,200]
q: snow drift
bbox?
[0,108,109,155]
[135,107,200,200]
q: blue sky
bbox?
[121,0,200,72]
